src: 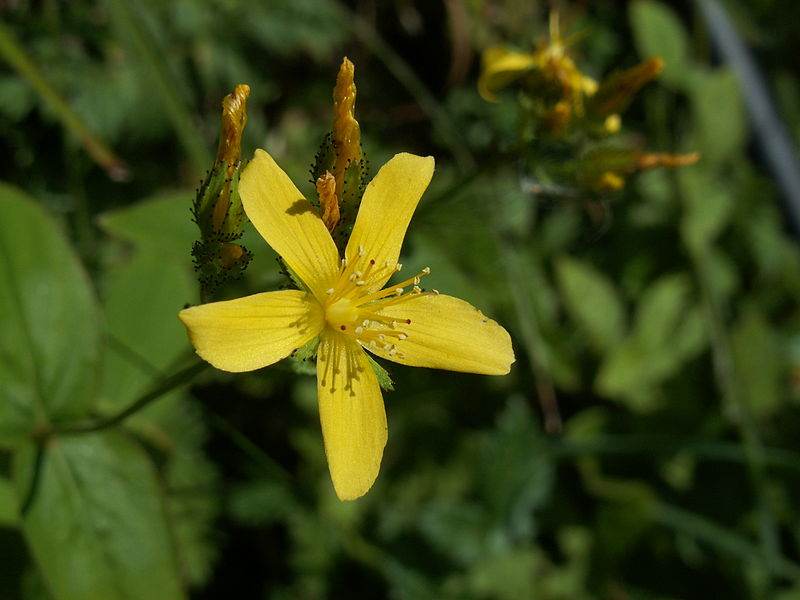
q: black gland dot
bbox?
[340,325,347,330]
[406,319,412,324]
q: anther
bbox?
[358,245,365,256]
[356,280,366,286]
[378,334,386,342]
[422,267,430,274]
[396,263,403,271]
[326,288,334,295]
[391,320,398,328]
[389,348,398,357]
[385,260,392,268]
[398,333,408,340]
[362,320,370,327]
[412,285,422,293]
[432,289,440,295]
[413,277,420,285]
[355,326,364,335]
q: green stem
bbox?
[547,435,800,473]
[104,0,211,172]
[496,234,562,434]
[206,411,289,481]
[342,7,475,172]
[54,361,208,435]
[654,501,800,583]
[691,242,781,585]
[0,21,129,181]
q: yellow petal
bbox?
[317,332,387,500]
[344,153,434,289]
[239,149,340,298]
[179,290,324,372]
[478,46,538,102]
[369,294,514,375]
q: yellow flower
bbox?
[179,150,515,500]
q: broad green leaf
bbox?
[555,255,626,354]
[691,69,745,166]
[101,250,195,407]
[633,273,691,349]
[14,432,186,600]
[629,0,693,88]
[99,190,197,261]
[100,250,218,587]
[0,183,102,447]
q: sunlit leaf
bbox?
[555,255,626,354]
[0,183,102,448]
[629,0,695,88]
[14,432,186,600]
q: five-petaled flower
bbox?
[179,150,515,500]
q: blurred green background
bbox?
[2,0,800,598]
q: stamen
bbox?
[326,288,334,295]
[398,333,408,340]
[356,280,366,286]
[355,326,364,335]
[358,245,365,256]
[422,267,430,274]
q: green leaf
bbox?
[555,255,626,354]
[101,250,195,407]
[0,183,102,448]
[629,0,694,89]
[595,274,705,409]
[99,190,197,261]
[691,69,746,166]
[679,168,735,252]
[14,432,186,600]
[100,250,219,587]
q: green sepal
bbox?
[366,354,394,392]
[288,335,320,376]
[191,161,252,298]
[333,153,368,250]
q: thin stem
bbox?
[497,235,562,434]
[342,5,475,172]
[655,501,800,583]
[0,22,129,181]
[206,411,289,481]
[104,0,211,173]
[691,242,781,585]
[546,435,800,473]
[54,361,208,435]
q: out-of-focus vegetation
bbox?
[2,0,800,598]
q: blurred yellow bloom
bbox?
[179,150,514,500]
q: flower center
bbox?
[321,245,438,359]
[325,297,359,331]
